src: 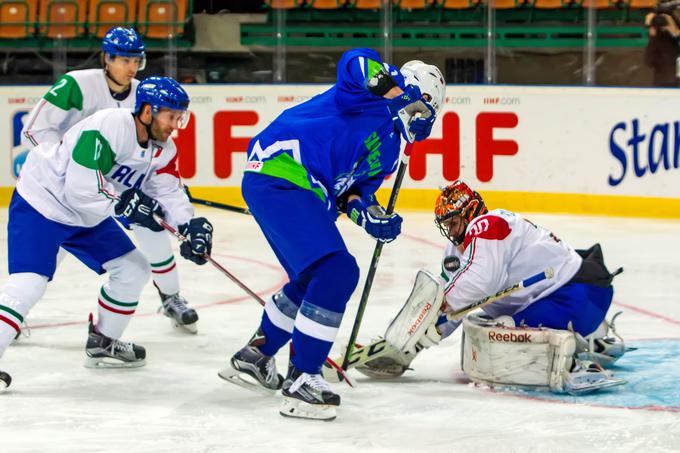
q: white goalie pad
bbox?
[460,315,576,392]
[384,269,444,353]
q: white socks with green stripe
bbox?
[131,225,180,295]
[0,272,48,357]
[98,250,150,339]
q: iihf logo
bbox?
[11,110,30,179]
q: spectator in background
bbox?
[644,0,680,87]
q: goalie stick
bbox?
[151,213,352,385]
[324,268,554,381]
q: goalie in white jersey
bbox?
[357,180,629,394]
[0,77,214,391]
[20,26,199,334]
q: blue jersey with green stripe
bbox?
[245,48,405,214]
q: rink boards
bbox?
[2,84,680,217]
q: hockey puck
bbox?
[444,255,460,272]
[0,371,11,390]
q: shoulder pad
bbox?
[463,214,512,249]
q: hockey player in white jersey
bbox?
[20,26,199,333]
[355,180,628,394]
[0,77,214,391]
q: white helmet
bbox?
[400,60,445,115]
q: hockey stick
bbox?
[151,213,352,384]
[152,214,265,304]
[325,267,554,379]
[184,186,251,216]
[340,143,414,372]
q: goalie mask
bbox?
[400,60,445,115]
[434,180,487,246]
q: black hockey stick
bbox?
[184,185,250,216]
[324,267,554,381]
[152,213,351,384]
[340,143,414,371]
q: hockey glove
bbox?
[114,188,164,232]
[387,85,436,144]
[178,217,213,265]
[347,197,402,243]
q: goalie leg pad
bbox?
[356,270,443,379]
[461,315,576,392]
[384,269,444,352]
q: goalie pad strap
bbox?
[461,316,575,392]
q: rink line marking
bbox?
[611,300,680,326]
[402,232,680,327]
[489,389,680,413]
[28,253,287,331]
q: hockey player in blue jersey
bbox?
[219,49,446,420]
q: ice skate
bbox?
[159,291,198,334]
[219,335,283,396]
[575,312,636,367]
[0,370,11,391]
[84,316,146,368]
[280,365,340,421]
[564,360,626,395]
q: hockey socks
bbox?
[98,251,149,339]
[132,225,180,295]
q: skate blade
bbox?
[171,320,198,335]
[217,367,277,396]
[566,377,627,396]
[279,396,336,421]
[84,356,146,369]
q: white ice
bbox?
[1,208,679,453]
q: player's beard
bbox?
[149,118,171,142]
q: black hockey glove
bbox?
[114,188,164,232]
[178,217,213,265]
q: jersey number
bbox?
[48,78,68,97]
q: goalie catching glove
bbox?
[178,217,213,265]
[114,188,164,232]
[346,196,402,243]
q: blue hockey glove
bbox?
[347,198,402,243]
[387,85,436,144]
[178,217,213,265]
[407,102,436,142]
[114,188,164,232]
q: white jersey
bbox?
[441,209,582,320]
[21,68,138,148]
[16,108,192,228]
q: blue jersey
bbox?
[245,48,405,215]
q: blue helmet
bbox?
[102,27,145,59]
[135,76,190,115]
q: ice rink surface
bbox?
[1,207,679,453]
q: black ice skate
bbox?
[0,370,11,391]
[218,334,283,396]
[84,315,146,368]
[280,365,340,421]
[158,289,199,334]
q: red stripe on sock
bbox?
[0,314,20,333]
[151,262,176,274]
[98,300,135,316]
